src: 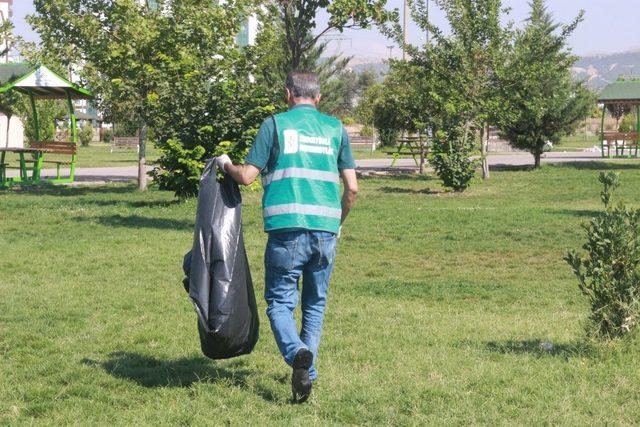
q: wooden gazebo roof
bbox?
[598,80,640,105]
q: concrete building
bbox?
[0,0,24,149]
[138,0,257,46]
[0,0,12,21]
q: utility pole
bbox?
[387,45,394,59]
[425,0,430,44]
[402,0,408,60]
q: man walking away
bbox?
[216,71,358,403]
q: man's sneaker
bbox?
[291,348,313,403]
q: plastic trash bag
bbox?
[182,159,259,360]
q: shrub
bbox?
[565,172,640,339]
[78,124,94,147]
[429,129,478,192]
[342,116,355,126]
[360,126,374,138]
[618,114,636,133]
[101,128,113,143]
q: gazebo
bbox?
[0,63,92,186]
[597,80,640,158]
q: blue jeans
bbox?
[264,229,337,381]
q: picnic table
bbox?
[0,147,48,186]
[384,136,430,173]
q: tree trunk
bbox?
[481,123,490,180]
[138,121,147,191]
[534,151,541,169]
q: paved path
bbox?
[357,151,606,171]
[3,151,623,184]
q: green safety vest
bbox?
[262,106,343,234]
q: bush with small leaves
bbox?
[430,129,478,192]
[565,171,640,338]
[78,124,94,147]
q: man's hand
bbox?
[214,155,232,173]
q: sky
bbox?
[12,1,640,62]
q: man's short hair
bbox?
[286,71,321,99]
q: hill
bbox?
[573,50,640,90]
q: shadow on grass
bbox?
[80,199,181,209]
[485,340,592,359]
[82,352,246,388]
[82,352,279,402]
[75,214,193,230]
[357,172,437,182]
[553,161,640,171]
[378,186,443,195]
[489,164,536,172]
[4,183,137,197]
[553,209,601,219]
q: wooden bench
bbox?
[30,141,77,180]
[349,135,377,153]
[111,137,139,153]
[601,132,639,157]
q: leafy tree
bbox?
[29,0,258,192]
[370,62,424,146]
[278,0,397,71]
[396,0,509,189]
[607,104,632,130]
[17,99,66,144]
[493,0,592,168]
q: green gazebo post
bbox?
[0,63,92,186]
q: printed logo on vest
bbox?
[283,129,334,156]
[283,130,299,154]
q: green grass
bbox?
[552,135,600,151]
[3,162,640,424]
[73,143,161,168]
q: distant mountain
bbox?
[573,50,640,90]
[351,50,640,92]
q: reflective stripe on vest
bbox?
[264,203,342,219]
[262,167,340,187]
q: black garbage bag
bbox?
[182,159,259,360]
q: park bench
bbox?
[349,135,377,153]
[111,136,139,153]
[601,132,639,157]
[30,141,77,180]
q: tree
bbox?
[278,0,397,71]
[607,103,631,130]
[29,0,257,192]
[408,0,511,182]
[368,62,424,146]
[493,0,592,168]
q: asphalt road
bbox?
[4,151,622,184]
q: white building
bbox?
[138,0,257,46]
[0,0,24,148]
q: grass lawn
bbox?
[73,143,161,168]
[552,135,600,152]
[3,162,640,424]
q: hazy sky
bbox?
[13,1,640,61]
